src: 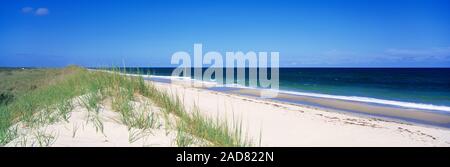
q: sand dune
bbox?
[6,96,178,147]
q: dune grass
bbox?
[0,66,254,146]
[141,80,253,146]
[0,66,85,144]
[0,66,139,144]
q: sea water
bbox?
[115,67,450,113]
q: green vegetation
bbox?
[0,66,254,146]
[0,68,74,104]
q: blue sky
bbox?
[1,0,449,67]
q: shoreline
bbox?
[144,75,450,112]
[149,79,450,146]
[144,76,450,129]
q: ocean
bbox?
[116,67,450,113]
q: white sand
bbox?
[152,80,450,147]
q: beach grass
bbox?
[0,66,254,146]
[142,80,253,146]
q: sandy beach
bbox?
[150,79,450,147]
[5,74,450,147]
